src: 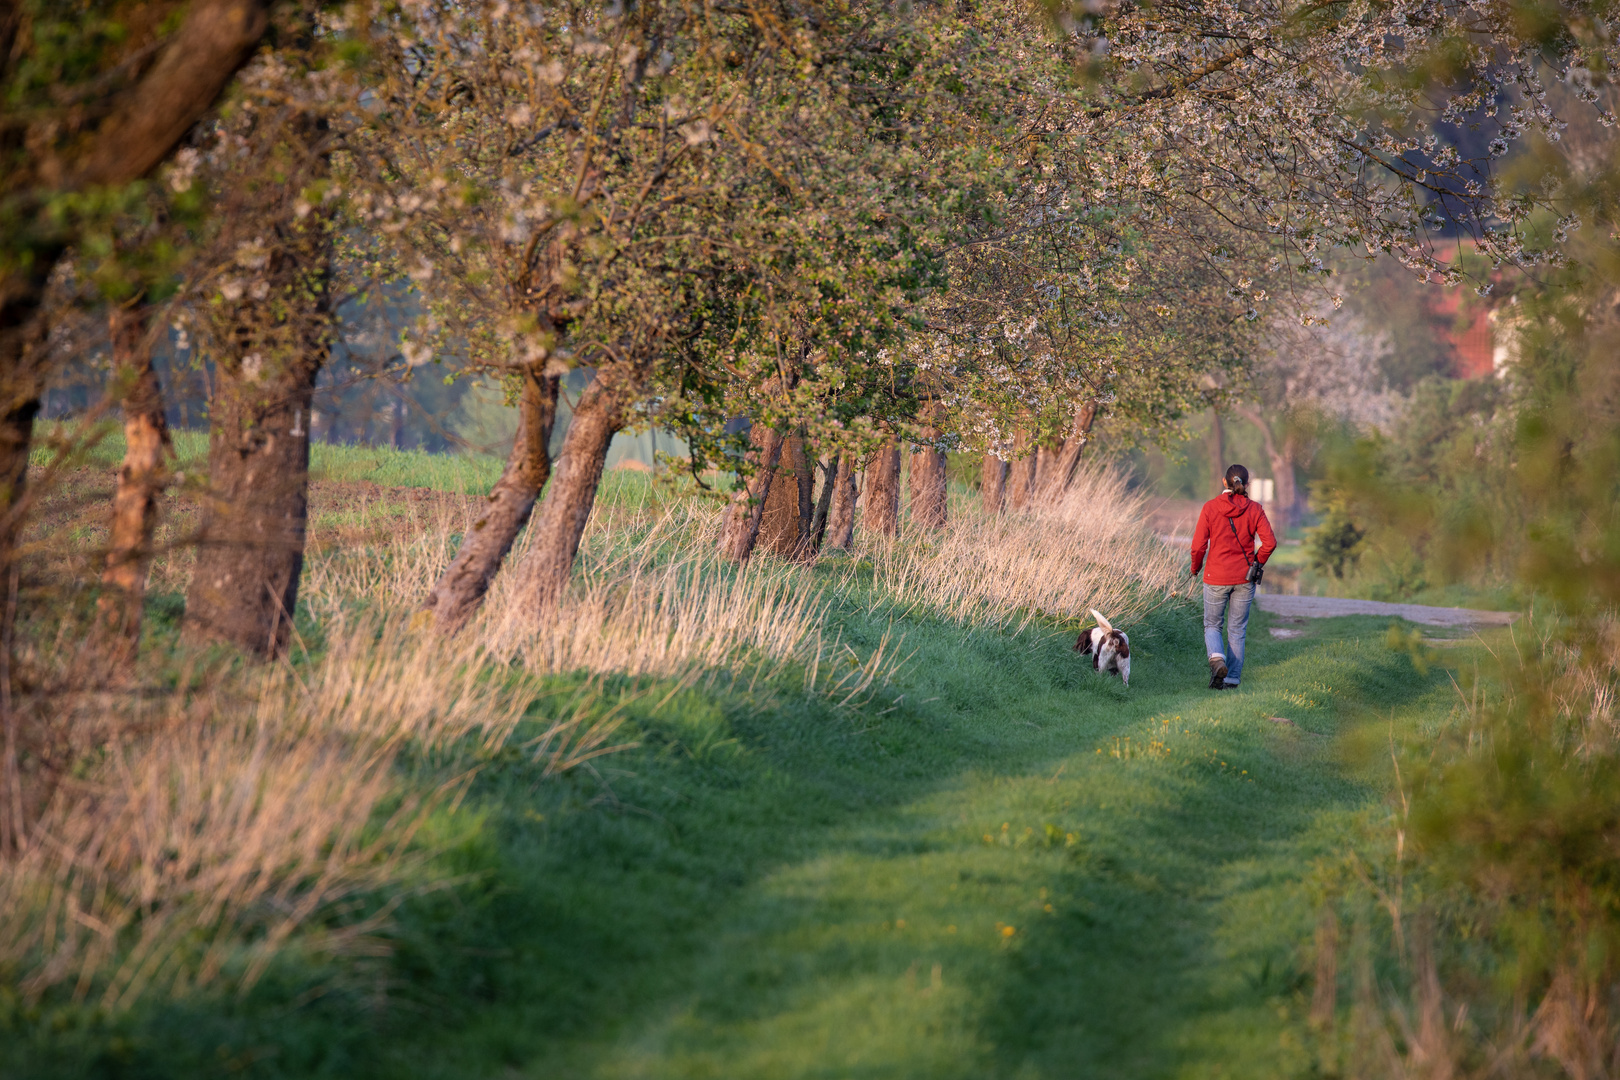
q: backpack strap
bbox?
[1227,514,1256,568]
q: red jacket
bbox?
[1191,492,1277,586]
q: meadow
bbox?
[0,435,1488,1079]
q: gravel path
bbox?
[1255,593,1519,627]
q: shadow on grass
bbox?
[2,605,1451,1080]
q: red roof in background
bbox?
[1426,286,1496,378]
[1423,244,1499,379]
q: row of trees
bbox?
[2,0,1609,664]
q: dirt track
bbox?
[1255,593,1519,627]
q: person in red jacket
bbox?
[1191,464,1277,689]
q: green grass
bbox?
[3,559,1479,1079]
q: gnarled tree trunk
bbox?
[981,453,1008,514]
[422,369,558,634]
[861,439,901,537]
[97,306,172,664]
[825,455,857,550]
[520,376,623,611]
[718,420,785,563]
[908,439,948,530]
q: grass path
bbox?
[10,577,1466,1079]
[351,594,1454,1080]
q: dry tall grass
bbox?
[862,465,1187,630]
[0,620,547,1008]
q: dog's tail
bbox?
[1089,608,1113,634]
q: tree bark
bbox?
[1044,400,1099,497]
[809,455,838,551]
[861,439,901,537]
[981,453,1008,514]
[908,439,948,530]
[795,442,815,543]
[825,455,858,550]
[1235,403,1297,527]
[97,306,173,664]
[183,192,331,658]
[717,420,786,563]
[422,370,558,634]
[519,376,623,611]
[1006,429,1035,511]
[182,346,323,659]
[758,434,813,558]
[1278,429,1300,527]
[1207,407,1226,494]
[1030,443,1054,493]
[52,0,273,190]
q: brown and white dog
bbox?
[1074,608,1130,687]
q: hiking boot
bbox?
[1208,656,1229,689]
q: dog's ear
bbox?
[1089,608,1113,634]
[1075,631,1094,654]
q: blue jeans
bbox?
[1203,583,1254,685]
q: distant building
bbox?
[1424,279,1498,379]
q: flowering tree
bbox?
[1058,0,1613,279]
[1240,296,1397,526]
[928,196,1267,509]
[355,0,1038,600]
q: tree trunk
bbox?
[1278,429,1300,527]
[809,456,838,550]
[97,306,173,664]
[1207,407,1226,494]
[1044,400,1099,498]
[422,370,558,634]
[758,434,813,558]
[861,439,901,537]
[1006,429,1035,511]
[981,454,1008,514]
[1235,403,1297,528]
[795,442,815,543]
[908,440,948,530]
[1030,443,1053,493]
[717,420,786,563]
[182,349,323,658]
[519,376,623,611]
[0,0,273,850]
[183,205,331,658]
[825,455,858,550]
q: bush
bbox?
[1307,503,1365,579]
